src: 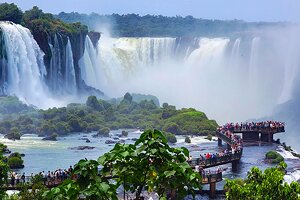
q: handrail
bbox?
[188,150,242,168]
[201,171,222,184]
[215,131,233,145]
[232,126,285,133]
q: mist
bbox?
[80,25,300,125]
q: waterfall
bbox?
[79,36,102,90]
[0,21,51,108]
[49,34,63,92]
[65,38,76,94]
[230,38,241,69]
[78,33,300,123]
[79,37,176,96]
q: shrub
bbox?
[164,132,177,143]
[5,127,21,140]
[205,134,213,141]
[7,156,24,169]
[94,127,110,137]
[265,151,284,164]
[0,3,23,24]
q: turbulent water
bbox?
[79,28,300,123]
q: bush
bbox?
[5,127,21,140]
[205,134,212,141]
[164,132,177,143]
[7,156,24,169]
[163,122,181,135]
[94,127,110,137]
[0,3,23,24]
[265,151,284,164]
[185,136,191,143]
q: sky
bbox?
[1,0,300,22]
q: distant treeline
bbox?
[56,12,286,37]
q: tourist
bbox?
[21,172,25,183]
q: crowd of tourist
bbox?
[9,166,74,186]
[219,121,285,132]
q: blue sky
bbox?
[2,0,300,22]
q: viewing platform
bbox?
[232,126,285,143]
[188,150,242,170]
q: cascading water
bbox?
[79,31,300,123]
[49,34,63,92]
[0,21,51,107]
[65,38,76,94]
[79,36,102,90]
[79,37,176,95]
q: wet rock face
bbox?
[88,31,101,47]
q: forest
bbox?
[56,12,286,37]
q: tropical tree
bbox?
[0,3,23,24]
[225,162,300,200]
[44,130,201,200]
[99,129,201,199]
[0,153,9,199]
[43,159,118,200]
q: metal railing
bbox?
[188,150,242,168]
[201,171,222,184]
[232,126,285,133]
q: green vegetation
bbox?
[0,96,34,115]
[23,6,87,35]
[57,12,284,37]
[0,149,9,199]
[44,130,201,199]
[280,142,300,159]
[0,3,22,24]
[205,134,213,141]
[0,4,88,68]
[42,133,58,141]
[7,152,24,169]
[265,151,284,164]
[93,127,110,137]
[8,174,48,200]
[0,143,10,153]
[114,93,160,107]
[225,162,300,200]
[163,132,177,144]
[5,127,21,140]
[0,4,87,36]
[0,94,218,137]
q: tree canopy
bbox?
[0,3,23,24]
[44,130,201,199]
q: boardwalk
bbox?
[4,171,223,190]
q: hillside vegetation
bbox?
[0,93,218,137]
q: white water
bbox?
[79,32,300,123]
[0,22,53,108]
[65,38,76,94]
[79,36,103,90]
[277,146,300,184]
